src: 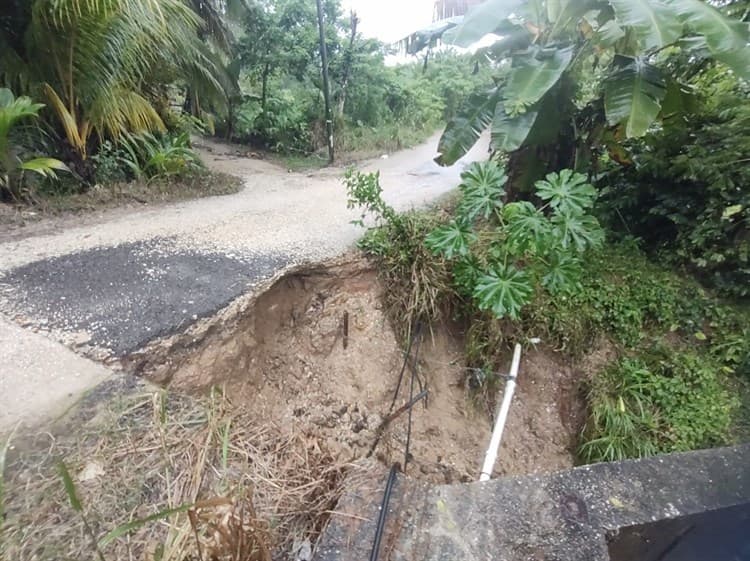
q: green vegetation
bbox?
[0,88,67,200]
[359,0,750,464]
[347,162,750,464]
[600,64,750,297]
[0,0,490,207]
[418,0,750,196]
[0,0,234,203]
[582,351,736,462]
[232,0,490,157]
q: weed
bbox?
[581,349,737,463]
[0,425,18,538]
[2,387,348,561]
[91,140,130,184]
[345,169,454,337]
[120,131,203,181]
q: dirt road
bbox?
[0,133,488,431]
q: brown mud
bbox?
[128,254,585,483]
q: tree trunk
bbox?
[315,0,334,164]
[422,48,431,73]
[336,10,358,118]
[261,62,270,110]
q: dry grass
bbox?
[1,386,352,561]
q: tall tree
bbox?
[316,0,335,163]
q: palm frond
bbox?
[25,0,227,155]
[88,88,166,139]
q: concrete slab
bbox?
[315,445,750,561]
[0,317,112,433]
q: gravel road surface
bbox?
[0,133,488,431]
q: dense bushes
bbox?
[233,0,489,156]
[231,50,488,156]
[581,350,736,462]
[69,131,203,188]
[347,166,750,465]
[600,66,750,297]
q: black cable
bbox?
[369,464,399,561]
[404,324,422,472]
[370,322,423,560]
[388,322,422,414]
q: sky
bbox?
[342,0,437,44]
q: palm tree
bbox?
[0,0,229,160]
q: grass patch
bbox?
[1,386,351,561]
[580,349,737,463]
[269,123,440,173]
[335,122,439,156]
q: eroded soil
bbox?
[130,254,584,483]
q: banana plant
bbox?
[0,88,67,200]
[429,0,750,192]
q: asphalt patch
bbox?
[1,239,289,355]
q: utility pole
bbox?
[315,0,334,164]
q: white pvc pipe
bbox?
[479,343,522,482]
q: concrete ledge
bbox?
[315,445,750,561]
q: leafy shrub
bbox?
[119,132,203,180]
[426,164,604,320]
[599,66,750,297]
[346,163,606,363]
[580,350,737,463]
[91,140,130,184]
[344,169,452,335]
[0,88,67,200]
[235,92,312,154]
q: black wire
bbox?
[369,464,399,561]
[404,324,422,472]
[388,321,422,414]
[370,321,423,561]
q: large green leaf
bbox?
[550,0,608,39]
[425,220,477,259]
[541,254,582,294]
[491,101,539,152]
[20,157,69,177]
[473,264,533,319]
[604,55,666,138]
[551,211,604,252]
[442,0,524,48]
[503,201,552,254]
[595,19,626,47]
[503,46,574,115]
[535,169,597,214]
[668,0,750,80]
[608,0,682,51]
[517,0,545,28]
[458,161,507,221]
[436,88,500,166]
